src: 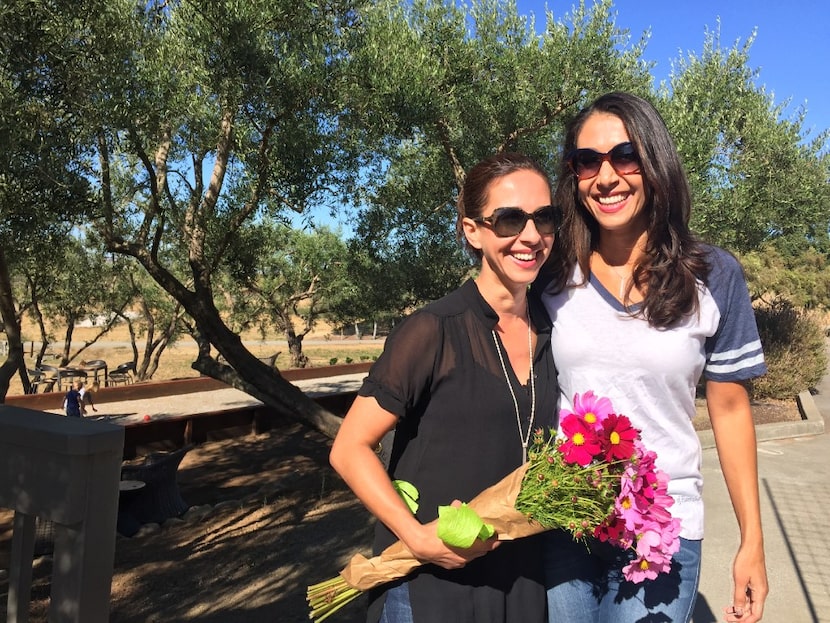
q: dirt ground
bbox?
[0,396,802,623]
[0,421,374,623]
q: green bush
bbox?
[752,298,827,400]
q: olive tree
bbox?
[0,1,96,397]
[338,0,653,312]
[223,223,351,368]
[659,28,830,255]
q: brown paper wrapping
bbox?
[339,463,548,591]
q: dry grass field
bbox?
[5,318,385,397]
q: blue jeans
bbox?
[544,530,701,623]
[379,582,414,623]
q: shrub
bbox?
[752,298,827,400]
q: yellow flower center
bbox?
[573,432,585,446]
[584,412,597,424]
[610,431,620,445]
[621,496,632,510]
[639,559,650,571]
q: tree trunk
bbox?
[27,291,49,367]
[59,311,77,367]
[284,320,309,369]
[186,299,342,439]
[0,248,30,400]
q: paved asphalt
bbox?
[695,371,830,622]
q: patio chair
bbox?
[38,364,61,392]
[120,446,192,525]
[107,361,135,386]
[26,368,54,394]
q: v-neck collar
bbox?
[587,270,643,314]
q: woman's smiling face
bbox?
[464,168,555,291]
[575,112,648,238]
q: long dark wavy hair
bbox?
[540,92,710,328]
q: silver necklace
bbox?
[608,263,629,299]
[596,251,633,299]
[491,306,536,464]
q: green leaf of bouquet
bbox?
[392,480,419,514]
[437,503,495,548]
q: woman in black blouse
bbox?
[330,152,561,623]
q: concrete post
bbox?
[0,406,124,623]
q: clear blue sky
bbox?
[516,0,830,140]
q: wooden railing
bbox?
[0,406,124,623]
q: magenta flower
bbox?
[568,393,680,584]
[595,516,627,545]
[600,413,638,462]
[527,391,680,585]
[558,414,602,466]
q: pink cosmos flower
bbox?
[635,525,665,559]
[565,390,614,431]
[623,554,673,583]
[659,518,683,557]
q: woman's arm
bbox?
[330,395,498,569]
[706,379,768,622]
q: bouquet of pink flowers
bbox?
[516,391,682,582]
[307,391,681,621]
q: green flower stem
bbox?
[515,440,629,537]
[307,576,362,622]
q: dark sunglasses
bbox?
[567,142,641,180]
[473,205,562,237]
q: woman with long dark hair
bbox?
[537,92,768,623]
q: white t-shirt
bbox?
[541,246,766,539]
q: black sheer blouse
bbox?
[359,279,559,623]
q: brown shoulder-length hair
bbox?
[456,152,552,261]
[540,92,710,328]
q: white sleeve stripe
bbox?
[708,339,763,362]
[707,353,766,374]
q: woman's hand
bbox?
[404,501,500,570]
[722,542,767,622]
